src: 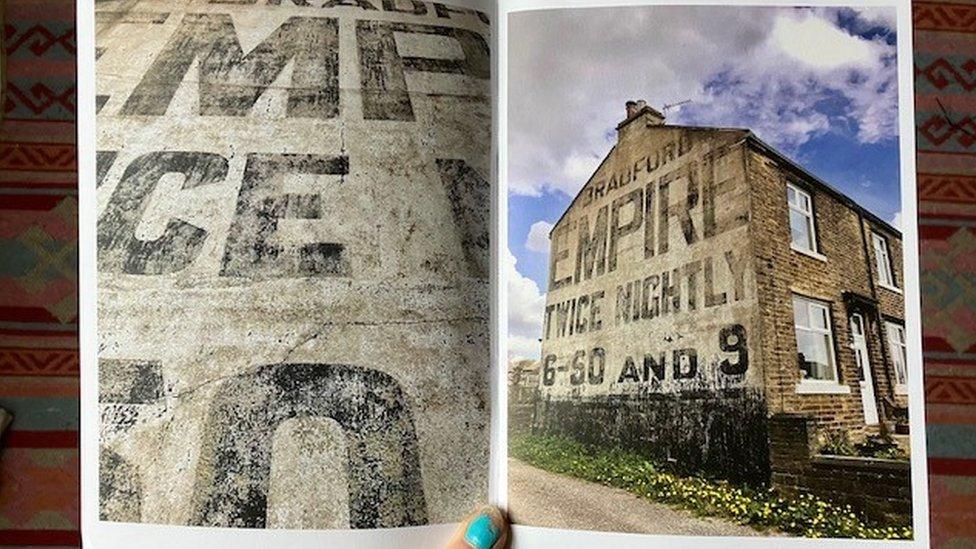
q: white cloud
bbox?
[771,15,876,70]
[687,10,898,148]
[525,221,554,253]
[509,335,543,362]
[561,153,603,188]
[506,249,546,360]
[508,6,899,197]
[508,177,544,197]
[844,7,898,33]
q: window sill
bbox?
[791,244,827,262]
[796,381,851,395]
[879,282,902,295]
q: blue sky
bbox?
[507,5,902,359]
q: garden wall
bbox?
[769,414,912,525]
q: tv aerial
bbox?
[663,99,692,116]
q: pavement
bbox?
[507,458,766,537]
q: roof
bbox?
[616,105,666,130]
[550,124,901,239]
[744,133,901,238]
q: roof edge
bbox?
[615,105,666,130]
[549,126,749,235]
[544,126,901,242]
[548,145,616,236]
[744,133,902,238]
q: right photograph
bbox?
[506,4,916,541]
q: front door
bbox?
[850,314,879,425]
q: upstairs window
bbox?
[793,295,838,383]
[787,183,819,255]
[872,232,897,289]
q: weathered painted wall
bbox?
[94,0,490,528]
[536,115,768,483]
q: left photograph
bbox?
[93,0,491,529]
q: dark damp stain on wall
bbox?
[532,388,770,486]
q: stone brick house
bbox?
[509,359,541,431]
[532,101,908,485]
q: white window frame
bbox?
[787,183,825,261]
[872,232,900,293]
[886,321,908,395]
[793,295,848,394]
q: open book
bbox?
[78,0,927,547]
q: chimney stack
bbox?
[624,99,648,119]
[625,100,639,119]
[618,99,665,131]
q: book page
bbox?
[78,0,494,547]
[498,0,929,547]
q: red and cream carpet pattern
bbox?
[914,1,976,545]
[0,0,79,546]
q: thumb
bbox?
[444,505,510,549]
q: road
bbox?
[508,458,766,537]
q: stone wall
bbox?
[747,144,906,433]
[769,414,912,525]
[540,125,759,400]
[864,216,909,411]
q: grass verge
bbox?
[510,433,912,540]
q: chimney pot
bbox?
[625,100,639,119]
[618,99,666,131]
[626,99,647,120]
[625,99,650,120]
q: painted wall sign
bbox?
[549,145,749,292]
[541,324,749,389]
[95,0,490,528]
[533,127,768,483]
[539,129,758,398]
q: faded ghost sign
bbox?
[539,127,759,397]
[95,0,490,529]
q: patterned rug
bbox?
[0,1,974,547]
[915,2,976,546]
[0,0,79,546]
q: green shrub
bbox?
[817,430,908,461]
[510,434,912,540]
[854,433,908,460]
[818,430,856,457]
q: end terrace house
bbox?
[534,101,908,485]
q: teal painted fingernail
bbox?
[463,513,499,549]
